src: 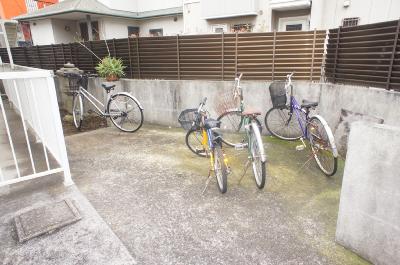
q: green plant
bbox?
[95,56,126,79]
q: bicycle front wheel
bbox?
[264,107,303,140]
[72,93,83,130]
[217,110,262,147]
[307,116,338,176]
[249,122,266,189]
[107,93,143,133]
[185,128,207,157]
[213,144,227,193]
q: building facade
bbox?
[11,0,400,46]
[183,0,400,34]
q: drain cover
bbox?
[14,199,81,243]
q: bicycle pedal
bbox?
[234,143,248,150]
[296,145,305,151]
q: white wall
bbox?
[138,0,182,12]
[51,19,78,44]
[320,0,400,29]
[183,0,271,34]
[139,15,184,36]
[98,0,182,12]
[29,19,55,45]
[101,17,140,39]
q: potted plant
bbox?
[95,56,126,81]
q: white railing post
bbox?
[45,74,73,186]
[0,91,20,178]
[14,80,36,174]
[29,79,50,171]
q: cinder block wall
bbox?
[336,122,400,264]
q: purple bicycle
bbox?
[264,73,338,176]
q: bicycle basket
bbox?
[269,82,287,108]
[67,75,88,91]
[178,108,199,131]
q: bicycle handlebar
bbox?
[63,72,98,78]
[192,97,207,127]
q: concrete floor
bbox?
[66,125,370,265]
[0,175,136,265]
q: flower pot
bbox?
[106,74,119,82]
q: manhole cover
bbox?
[14,199,81,243]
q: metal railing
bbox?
[0,64,72,187]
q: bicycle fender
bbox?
[113,92,144,110]
[250,122,267,162]
[310,115,338,157]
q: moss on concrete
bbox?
[175,129,369,264]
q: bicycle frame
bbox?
[285,75,312,141]
[77,86,122,118]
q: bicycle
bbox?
[215,73,266,189]
[65,73,144,133]
[178,98,229,193]
[264,72,338,176]
[216,73,262,147]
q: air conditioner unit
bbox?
[343,0,350,7]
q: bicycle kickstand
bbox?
[238,158,251,185]
[202,169,213,195]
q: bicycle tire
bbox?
[217,110,262,147]
[249,122,266,189]
[307,116,338,176]
[213,144,228,193]
[264,106,303,141]
[72,93,83,130]
[185,128,207,157]
[107,93,143,133]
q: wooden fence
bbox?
[0,30,325,81]
[325,19,400,91]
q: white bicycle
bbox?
[65,73,144,133]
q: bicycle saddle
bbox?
[301,100,318,108]
[242,109,262,116]
[204,119,221,129]
[102,83,116,91]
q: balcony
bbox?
[270,0,311,11]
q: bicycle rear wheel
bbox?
[217,110,262,147]
[107,93,143,133]
[248,122,266,189]
[264,106,303,140]
[213,144,228,193]
[307,116,338,176]
[185,128,207,157]
[72,93,83,130]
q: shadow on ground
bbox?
[66,124,370,265]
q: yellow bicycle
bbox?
[179,98,230,193]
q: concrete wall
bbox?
[56,78,400,131]
[29,19,55,45]
[336,122,400,265]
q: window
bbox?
[211,24,228,33]
[79,21,99,41]
[342,17,360,27]
[278,16,309,32]
[128,26,140,38]
[149,28,163,37]
[286,24,302,31]
[232,23,252,33]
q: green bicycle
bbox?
[217,73,266,189]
